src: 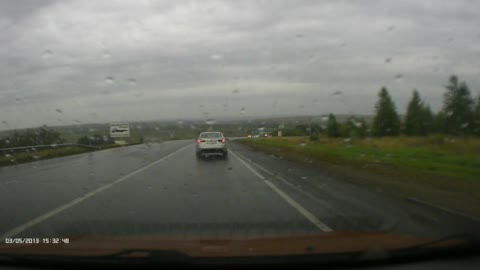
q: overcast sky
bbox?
[1,0,479,130]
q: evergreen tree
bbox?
[326,113,340,137]
[442,75,475,135]
[421,104,434,134]
[372,87,400,136]
[432,112,448,134]
[405,89,433,136]
[474,96,480,136]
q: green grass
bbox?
[0,144,122,167]
[241,136,480,218]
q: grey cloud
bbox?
[1,0,480,130]
[0,0,58,21]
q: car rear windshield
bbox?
[200,133,223,139]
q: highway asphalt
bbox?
[0,139,478,240]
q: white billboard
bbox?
[110,123,130,138]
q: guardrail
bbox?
[0,143,100,153]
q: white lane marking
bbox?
[0,144,191,239]
[229,150,333,232]
[232,151,349,217]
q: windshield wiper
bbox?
[0,234,479,268]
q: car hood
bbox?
[0,232,465,258]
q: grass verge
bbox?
[0,144,123,167]
[240,136,480,219]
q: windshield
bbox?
[0,0,479,264]
[199,132,223,139]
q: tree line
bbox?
[324,75,480,138]
[0,125,115,149]
[0,126,65,148]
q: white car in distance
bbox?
[195,132,228,159]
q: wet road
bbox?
[0,139,478,240]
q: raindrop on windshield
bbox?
[55,108,63,114]
[385,57,392,63]
[295,34,304,38]
[104,76,114,85]
[394,74,404,82]
[386,25,395,32]
[308,53,318,63]
[232,89,240,94]
[332,91,343,96]
[42,50,53,59]
[240,107,246,115]
[210,53,223,60]
[461,122,469,128]
[128,78,137,87]
[102,50,111,58]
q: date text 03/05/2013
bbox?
[3,238,70,244]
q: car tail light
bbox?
[197,139,205,144]
[218,138,226,143]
